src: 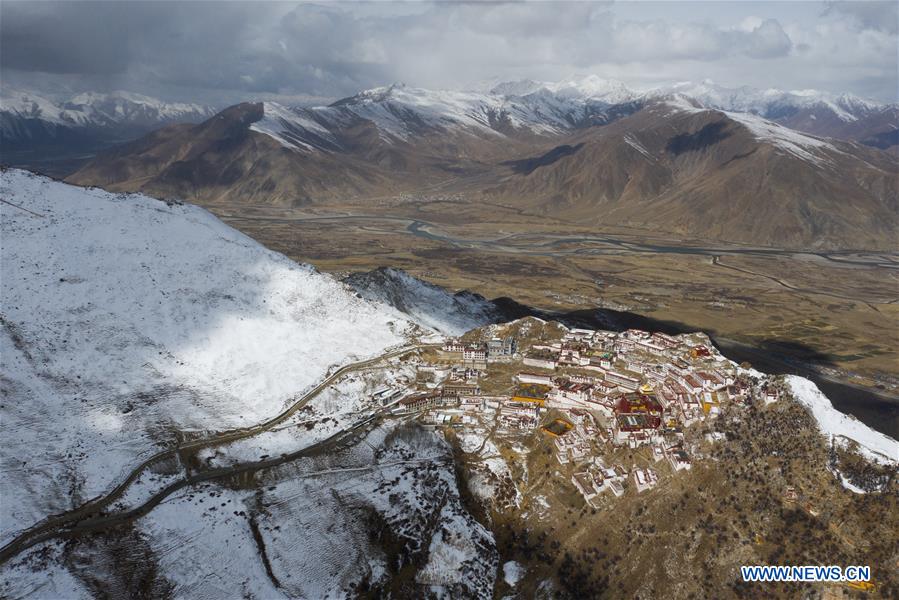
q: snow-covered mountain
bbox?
[655,80,898,146]
[1,89,215,130]
[0,169,414,543]
[658,79,882,123]
[238,77,895,154]
[0,88,216,135]
[67,82,898,250]
[499,74,641,105]
[488,76,893,126]
[494,76,896,143]
[0,169,506,597]
[6,77,893,169]
[0,89,217,162]
[246,80,646,152]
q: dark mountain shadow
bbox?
[503,143,584,175]
[862,129,899,150]
[752,339,840,369]
[489,297,711,337]
[666,121,732,155]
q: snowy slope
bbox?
[130,425,494,599]
[326,84,512,139]
[722,110,838,164]
[345,267,501,336]
[248,101,342,152]
[1,422,498,599]
[786,376,898,465]
[0,169,412,544]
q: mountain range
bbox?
[5,78,894,154]
[0,88,216,165]
[62,77,898,250]
[2,77,895,249]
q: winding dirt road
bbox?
[0,343,437,565]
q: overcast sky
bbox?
[1,1,896,105]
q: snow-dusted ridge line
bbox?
[250,101,342,152]
[653,97,843,166]
[722,110,837,164]
[658,79,886,122]
[246,76,893,154]
[0,88,216,133]
[5,76,894,151]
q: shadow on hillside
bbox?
[489,296,713,337]
[666,121,732,155]
[502,143,585,175]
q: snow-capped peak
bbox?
[488,79,546,97]
[544,75,636,104]
[0,88,92,126]
[0,88,216,132]
[488,75,639,105]
[655,79,887,122]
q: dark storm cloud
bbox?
[0,1,896,103]
[0,1,154,74]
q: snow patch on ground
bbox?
[0,540,92,599]
[503,560,526,586]
[835,469,868,495]
[417,506,495,594]
[623,134,653,160]
[458,428,490,454]
[457,430,520,507]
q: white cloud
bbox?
[0,1,895,103]
[823,0,898,35]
